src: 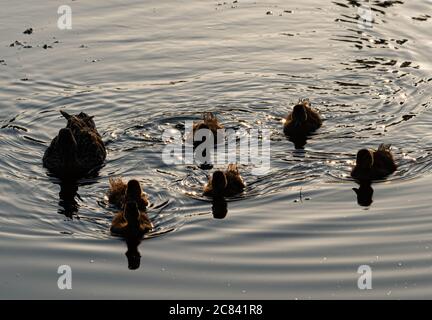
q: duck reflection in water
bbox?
[353,181,374,207]
[125,236,142,270]
[58,180,80,219]
[110,201,153,270]
[288,135,308,149]
[212,198,228,219]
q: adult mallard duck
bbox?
[43,110,106,178]
[107,178,149,210]
[204,164,245,198]
[283,99,322,137]
[351,144,397,181]
[110,201,153,237]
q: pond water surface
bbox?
[0,0,432,299]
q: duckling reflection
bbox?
[353,181,374,207]
[58,181,80,219]
[211,198,228,219]
[125,236,142,270]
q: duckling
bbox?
[192,112,223,147]
[283,99,322,137]
[351,144,397,181]
[107,178,149,210]
[43,111,106,178]
[204,164,245,197]
[193,112,223,137]
[110,201,153,237]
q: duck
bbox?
[351,144,397,181]
[191,112,223,148]
[283,99,322,137]
[193,112,223,137]
[204,164,245,198]
[107,178,149,210]
[110,201,153,238]
[43,110,106,178]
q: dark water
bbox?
[0,0,432,298]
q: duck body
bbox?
[43,111,106,178]
[110,201,153,238]
[192,112,223,148]
[107,178,149,210]
[193,112,223,137]
[204,164,245,197]
[283,99,322,137]
[351,144,397,181]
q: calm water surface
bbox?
[0,0,432,299]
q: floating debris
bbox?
[266,11,273,15]
[23,28,33,35]
[395,39,408,45]
[412,14,431,21]
[400,61,411,68]
[10,40,23,47]
[374,1,403,8]
[402,114,415,121]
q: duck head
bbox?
[77,112,96,129]
[60,110,95,131]
[356,149,374,169]
[292,103,308,127]
[212,170,227,197]
[126,179,142,202]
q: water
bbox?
[0,0,431,299]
